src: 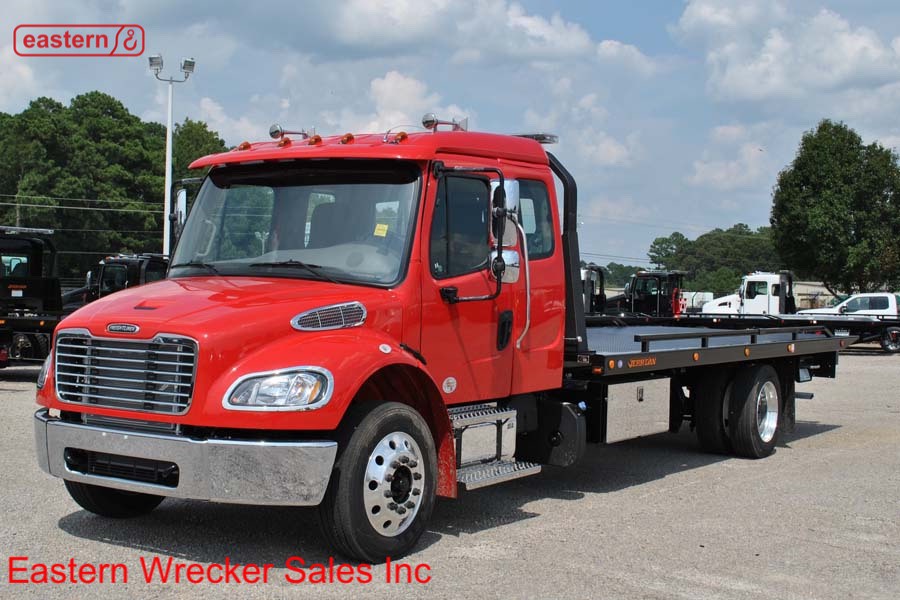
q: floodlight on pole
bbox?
[148,54,195,255]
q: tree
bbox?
[645,225,780,293]
[173,118,227,181]
[771,119,900,293]
[0,93,229,279]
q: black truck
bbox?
[0,227,63,367]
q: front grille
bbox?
[55,332,197,415]
[64,448,179,487]
[292,302,367,331]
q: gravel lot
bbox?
[0,347,897,599]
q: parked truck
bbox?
[0,227,63,368]
[605,270,687,317]
[699,271,900,353]
[34,118,851,561]
[61,254,169,313]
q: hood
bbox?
[59,276,403,360]
[702,293,740,313]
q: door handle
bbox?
[440,287,459,304]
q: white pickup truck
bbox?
[798,293,900,317]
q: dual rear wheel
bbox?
[695,364,781,459]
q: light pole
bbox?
[149,54,195,255]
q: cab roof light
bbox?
[340,133,355,144]
[235,141,251,151]
[308,134,322,145]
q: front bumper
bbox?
[34,409,337,506]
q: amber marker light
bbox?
[743,348,751,357]
[277,136,291,147]
[787,343,795,353]
[592,367,603,375]
[308,134,322,145]
[340,133,355,144]
[236,141,251,151]
[608,359,615,370]
[692,352,700,361]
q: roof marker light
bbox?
[308,134,322,145]
[340,133,355,144]
[236,141,251,151]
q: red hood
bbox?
[59,276,403,357]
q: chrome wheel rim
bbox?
[756,381,779,443]
[885,331,900,351]
[363,431,425,537]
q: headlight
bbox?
[36,353,52,390]
[223,367,332,411]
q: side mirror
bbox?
[624,282,631,295]
[839,305,848,313]
[85,270,93,288]
[491,179,520,248]
[489,250,520,284]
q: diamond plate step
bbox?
[457,460,541,490]
[449,403,516,429]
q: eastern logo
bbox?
[107,323,140,334]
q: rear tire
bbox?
[728,364,781,459]
[881,327,900,353]
[64,480,164,518]
[318,402,437,563]
[695,371,733,454]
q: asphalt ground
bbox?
[0,346,897,599]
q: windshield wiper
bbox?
[249,260,341,285]
[169,261,221,275]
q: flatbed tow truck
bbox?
[34,117,851,561]
[1,227,63,368]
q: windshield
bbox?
[171,160,421,286]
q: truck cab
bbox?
[702,271,796,316]
[606,270,686,316]
[62,254,169,312]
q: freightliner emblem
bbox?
[107,323,140,334]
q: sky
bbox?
[4,0,900,265]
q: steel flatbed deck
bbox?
[566,322,850,380]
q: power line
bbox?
[0,201,162,214]
[0,193,161,206]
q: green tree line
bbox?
[0,92,226,279]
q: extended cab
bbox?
[34,119,851,561]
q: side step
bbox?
[450,402,541,490]
[457,461,541,491]
[448,403,516,427]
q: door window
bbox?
[517,180,554,260]
[870,296,889,310]
[430,176,490,278]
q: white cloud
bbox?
[198,97,261,142]
[597,40,657,76]
[676,3,900,102]
[687,143,768,191]
[0,45,39,111]
[322,71,471,134]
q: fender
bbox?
[206,327,458,496]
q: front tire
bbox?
[728,364,781,459]
[881,327,900,353]
[64,480,164,518]
[318,402,437,562]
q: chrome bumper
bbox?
[34,409,337,506]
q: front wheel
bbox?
[881,327,900,353]
[728,364,781,459]
[64,480,164,518]
[318,402,437,562]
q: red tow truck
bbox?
[34,117,850,561]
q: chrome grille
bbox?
[292,302,367,331]
[55,332,197,415]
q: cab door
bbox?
[419,171,514,404]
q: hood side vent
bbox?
[292,302,367,331]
